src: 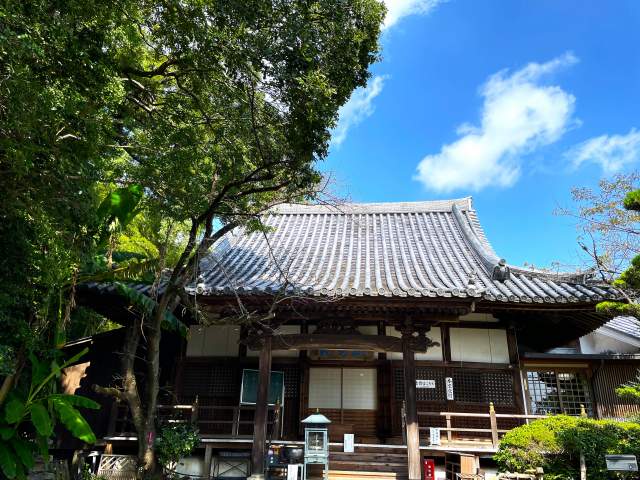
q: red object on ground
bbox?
[423,458,435,480]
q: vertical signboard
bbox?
[429,428,441,446]
[445,377,454,400]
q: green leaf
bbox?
[0,428,14,440]
[0,442,16,479]
[30,403,53,437]
[50,398,96,443]
[12,438,34,470]
[49,394,100,410]
[97,185,144,229]
[5,399,24,424]
[29,353,48,388]
[113,282,187,337]
[35,435,48,459]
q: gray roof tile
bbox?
[191,198,619,303]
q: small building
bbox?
[71,198,634,480]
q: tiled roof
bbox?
[603,316,640,339]
[191,198,619,304]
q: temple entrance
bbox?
[306,367,378,441]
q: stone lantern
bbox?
[302,410,331,480]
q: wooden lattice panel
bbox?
[394,367,448,402]
[97,455,137,480]
[481,371,515,406]
[452,370,514,405]
[181,363,238,400]
[280,364,300,398]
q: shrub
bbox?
[155,423,199,476]
[494,415,640,480]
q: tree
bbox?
[88,0,385,471]
[2,0,385,471]
[563,172,640,316]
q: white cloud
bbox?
[382,0,443,30]
[568,129,640,173]
[414,52,578,192]
[331,75,387,147]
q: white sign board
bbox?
[343,433,355,453]
[416,379,436,389]
[287,464,301,480]
[606,455,638,471]
[445,377,454,400]
[429,427,441,446]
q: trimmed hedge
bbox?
[494,415,640,480]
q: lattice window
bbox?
[452,370,514,405]
[394,368,405,401]
[416,367,447,401]
[395,368,514,405]
[453,370,483,402]
[526,370,592,416]
[482,371,515,406]
[181,363,237,401]
[281,365,300,398]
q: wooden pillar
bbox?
[204,445,213,480]
[250,335,272,478]
[401,328,421,480]
[378,321,387,361]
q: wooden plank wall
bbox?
[592,362,640,420]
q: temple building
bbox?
[70,198,639,480]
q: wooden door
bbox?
[306,367,378,441]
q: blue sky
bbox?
[323,0,640,270]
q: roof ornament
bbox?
[492,259,511,282]
[466,270,483,296]
[195,274,207,294]
[467,270,477,286]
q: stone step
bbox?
[329,461,407,472]
[307,471,408,480]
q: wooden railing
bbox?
[108,399,282,439]
[414,402,548,448]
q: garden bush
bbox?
[494,415,640,480]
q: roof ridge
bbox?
[270,197,473,215]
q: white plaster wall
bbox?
[186,325,241,357]
[385,326,443,361]
[450,328,510,364]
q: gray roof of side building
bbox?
[601,316,640,340]
[189,197,619,304]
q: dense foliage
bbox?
[155,423,199,476]
[0,349,99,478]
[495,416,640,480]
[2,0,385,472]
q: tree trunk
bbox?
[250,336,272,478]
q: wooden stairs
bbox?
[307,445,409,480]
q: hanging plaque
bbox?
[445,377,454,400]
[429,427,441,446]
[416,379,436,389]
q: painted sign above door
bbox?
[309,349,376,361]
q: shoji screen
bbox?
[308,368,341,408]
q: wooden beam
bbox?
[250,336,272,478]
[402,329,421,480]
[245,333,432,353]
